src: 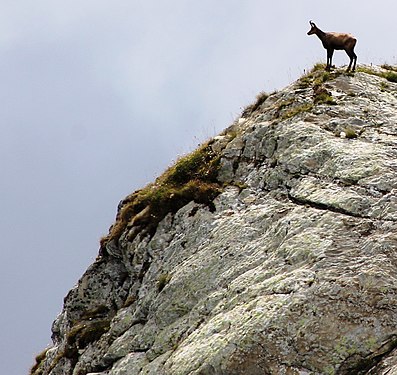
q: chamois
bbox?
[307,21,357,72]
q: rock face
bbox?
[32,65,397,375]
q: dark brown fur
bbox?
[307,21,357,72]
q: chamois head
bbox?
[307,21,317,35]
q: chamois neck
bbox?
[315,27,326,41]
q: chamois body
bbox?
[307,21,357,72]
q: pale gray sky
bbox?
[1,1,396,374]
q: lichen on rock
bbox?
[32,65,397,375]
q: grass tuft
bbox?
[297,63,342,89]
[344,127,358,139]
[279,103,314,120]
[100,142,223,249]
[30,348,49,375]
[157,272,172,292]
[313,84,336,105]
[358,65,397,83]
[241,91,270,117]
[66,319,111,350]
[381,64,397,72]
[384,71,397,83]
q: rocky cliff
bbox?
[32,64,397,375]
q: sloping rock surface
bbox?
[33,66,397,375]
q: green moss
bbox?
[365,337,378,351]
[335,336,358,357]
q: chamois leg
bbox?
[345,49,357,72]
[326,49,334,71]
[352,50,357,71]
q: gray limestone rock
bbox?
[32,65,397,375]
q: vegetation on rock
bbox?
[241,90,271,117]
[357,64,397,83]
[30,348,49,375]
[100,141,223,249]
[157,272,172,292]
[297,63,344,89]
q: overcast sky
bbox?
[1,1,396,374]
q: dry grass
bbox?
[30,348,49,375]
[358,65,397,83]
[297,63,343,89]
[100,142,222,249]
[241,91,271,117]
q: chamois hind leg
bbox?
[345,49,357,72]
[352,50,357,71]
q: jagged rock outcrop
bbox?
[32,65,397,375]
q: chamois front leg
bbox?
[326,49,334,71]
